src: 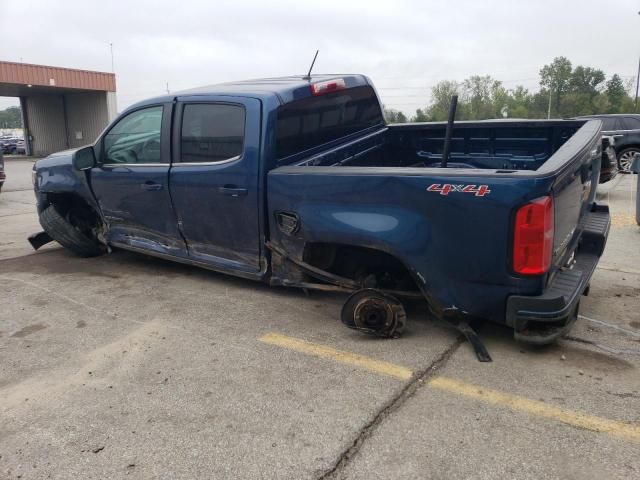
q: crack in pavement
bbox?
[317,336,464,480]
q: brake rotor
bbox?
[341,289,406,338]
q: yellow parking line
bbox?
[260,332,640,442]
[611,213,637,227]
[428,376,640,442]
[259,332,413,380]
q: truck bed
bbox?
[294,120,586,172]
[268,118,603,329]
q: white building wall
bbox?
[24,95,68,156]
[64,91,110,149]
[106,91,117,122]
[23,91,113,155]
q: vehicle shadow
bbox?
[9,247,631,369]
[474,320,634,371]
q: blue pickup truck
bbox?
[30,74,610,348]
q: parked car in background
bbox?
[1,138,18,154]
[15,139,26,154]
[599,135,618,183]
[575,114,640,172]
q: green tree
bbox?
[606,74,627,113]
[570,66,605,96]
[413,108,429,122]
[0,106,22,128]
[563,66,606,115]
[592,94,611,115]
[539,56,573,116]
[530,90,553,118]
[490,81,510,118]
[425,80,462,121]
[409,57,633,121]
[463,75,492,119]
[382,106,408,124]
[506,85,531,118]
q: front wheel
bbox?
[617,147,640,173]
[39,205,106,257]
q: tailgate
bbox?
[546,120,602,270]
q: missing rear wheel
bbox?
[341,289,406,338]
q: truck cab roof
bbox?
[129,74,373,110]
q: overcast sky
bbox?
[1,0,638,115]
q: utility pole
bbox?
[109,43,115,73]
[636,11,640,112]
[635,56,639,112]
[547,88,552,119]
[166,82,170,94]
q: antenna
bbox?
[303,50,319,80]
[441,95,458,168]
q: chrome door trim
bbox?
[100,163,168,168]
[172,155,242,167]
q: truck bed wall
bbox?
[296,120,585,172]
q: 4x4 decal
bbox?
[426,184,491,197]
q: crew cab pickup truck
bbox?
[31,74,610,346]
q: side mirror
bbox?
[72,146,96,171]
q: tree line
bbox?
[0,106,22,128]
[384,57,637,123]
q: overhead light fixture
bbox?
[27,84,32,88]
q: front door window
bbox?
[103,106,163,164]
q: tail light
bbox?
[513,196,554,275]
[310,78,346,96]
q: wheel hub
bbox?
[341,289,407,338]
[619,150,639,172]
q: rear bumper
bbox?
[506,204,610,345]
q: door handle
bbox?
[218,186,248,197]
[142,181,163,191]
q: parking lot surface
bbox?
[1,158,639,479]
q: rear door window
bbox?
[275,85,383,159]
[622,117,640,130]
[600,117,617,130]
[180,104,245,163]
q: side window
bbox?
[601,118,617,130]
[622,117,640,130]
[103,106,163,164]
[180,104,245,163]
[275,86,384,159]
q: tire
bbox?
[39,205,105,257]
[617,147,640,173]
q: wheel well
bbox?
[302,242,419,291]
[45,193,103,233]
[616,145,640,155]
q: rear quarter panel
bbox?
[266,120,602,324]
[268,167,551,322]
